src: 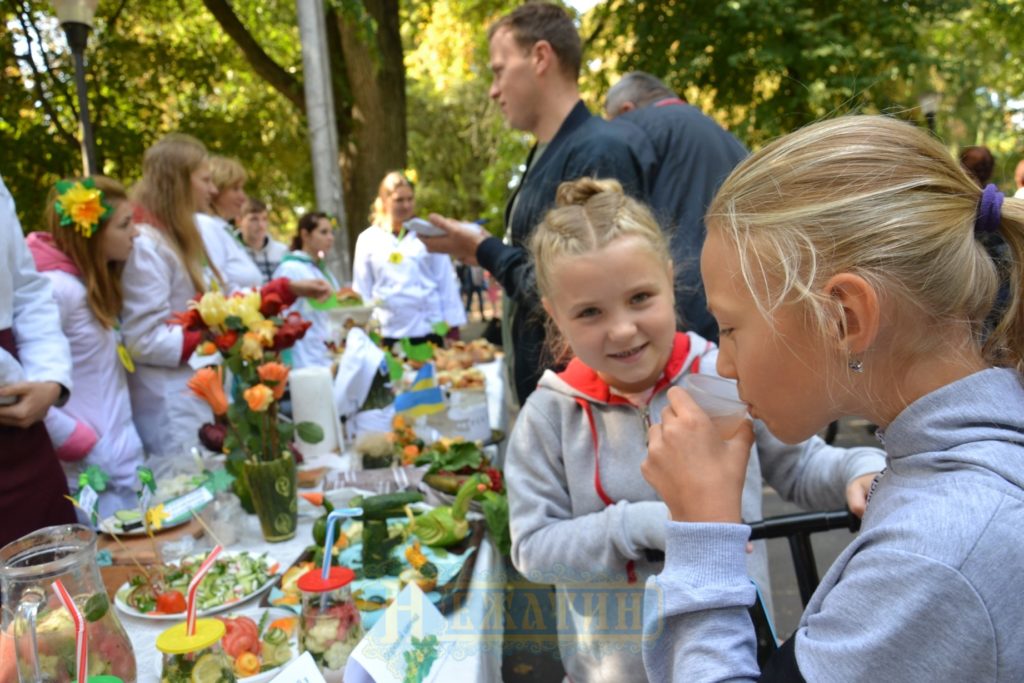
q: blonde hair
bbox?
[707,115,1024,374]
[209,156,247,193]
[43,176,128,329]
[529,177,671,362]
[132,133,221,292]
[369,171,414,227]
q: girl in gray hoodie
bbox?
[505,177,886,682]
[643,115,1024,681]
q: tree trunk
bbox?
[334,0,407,251]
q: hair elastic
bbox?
[975,183,1003,235]
[54,178,112,238]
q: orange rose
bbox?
[243,384,274,412]
[257,362,289,400]
[186,367,228,416]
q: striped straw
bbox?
[321,508,363,579]
[186,545,223,635]
[51,580,86,683]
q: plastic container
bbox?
[681,373,749,438]
[297,566,364,673]
[156,618,236,683]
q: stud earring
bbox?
[848,357,864,373]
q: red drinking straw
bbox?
[185,545,223,635]
[51,579,86,683]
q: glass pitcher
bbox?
[0,524,137,682]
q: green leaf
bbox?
[431,321,450,337]
[277,422,295,443]
[385,352,404,383]
[79,466,110,493]
[84,593,109,622]
[296,421,324,443]
[481,491,510,556]
[401,338,435,362]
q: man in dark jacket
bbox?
[423,3,653,406]
[607,72,748,342]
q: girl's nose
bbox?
[608,315,637,341]
[716,349,738,380]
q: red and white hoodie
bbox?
[504,331,886,683]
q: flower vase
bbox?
[243,452,298,542]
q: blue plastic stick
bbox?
[321,507,363,579]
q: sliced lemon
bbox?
[190,653,230,683]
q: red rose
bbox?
[260,291,285,317]
[271,312,312,351]
[214,330,239,353]
[485,467,504,493]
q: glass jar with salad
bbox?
[297,567,363,673]
[156,619,236,683]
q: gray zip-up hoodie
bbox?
[507,332,886,683]
[643,367,1024,682]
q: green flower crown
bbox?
[54,177,113,238]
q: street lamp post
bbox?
[52,0,99,176]
[919,92,941,134]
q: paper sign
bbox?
[77,485,99,522]
[160,486,214,525]
[350,583,476,683]
[187,348,223,371]
[268,651,327,683]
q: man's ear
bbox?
[532,39,555,76]
[620,101,637,114]
[824,273,879,354]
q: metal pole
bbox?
[62,21,97,176]
[296,0,350,280]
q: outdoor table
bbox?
[121,356,509,682]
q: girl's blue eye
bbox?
[576,307,600,319]
[718,327,734,338]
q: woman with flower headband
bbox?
[122,134,330,460]
[0,173,76,546]
[26,176,145,521]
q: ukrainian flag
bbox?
[394,363,445,417]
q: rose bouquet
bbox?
[173,286,323,539]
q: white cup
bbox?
[681,373,749,438]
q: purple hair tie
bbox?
[975,183,1004,234]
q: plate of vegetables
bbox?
[115,551,280,620]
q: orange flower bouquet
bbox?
[175,288,324,541]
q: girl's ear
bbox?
[541,296,554,320]
[823,273,879,354]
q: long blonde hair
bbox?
[707,115,1024,374]
[43,176,127,329]
[369,171,414,228]
[529,177,671,362]
[132,133,221,292]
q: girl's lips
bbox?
[608,342,648,360]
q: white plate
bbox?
[153,606,298,683]
[97,512,190,537]
[114,551,281,621]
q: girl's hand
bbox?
[845,472,878,518]
[0,381,61,428]
[289,279,332,301]
[641,386,755,523]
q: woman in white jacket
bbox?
[352,171,465,347]
[121,134,224,461]
[194,155,262,292]
[272,211,339,369]
[27,176,144,520]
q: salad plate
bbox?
[97,509,191,536]
[115,550,280,620]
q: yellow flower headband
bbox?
[54,178,112,238]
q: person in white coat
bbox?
[27,176,144,520]
[121,134,225,462]
[352,171,466,347]
[195,155,263,292]
[272,211,340,369]
[0,173,76,545]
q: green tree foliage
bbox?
[582,0,1024,187]
[2,0,313,235]
[402,0,527,230]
